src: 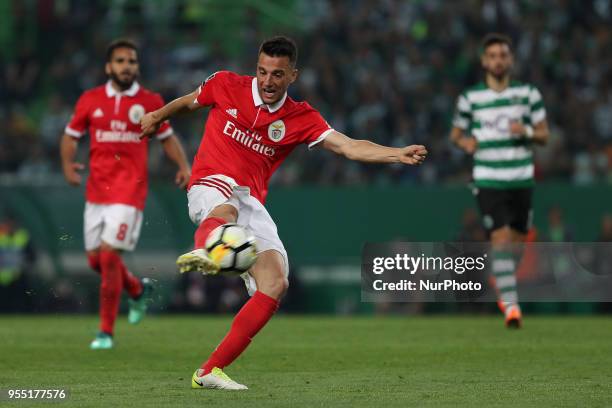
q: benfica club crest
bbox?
[128,104,145,124]
[268,120,286,142]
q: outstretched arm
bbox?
[161,135,191,189]
[319,131,427,165]
[140,89,201,137]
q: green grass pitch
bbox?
[1,315,611,407]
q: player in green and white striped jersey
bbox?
[450,33,549,328]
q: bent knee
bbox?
[258,276,289,300]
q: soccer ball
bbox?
[205,223,258,275]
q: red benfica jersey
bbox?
[65,81,172,210]
[189,71,333,203]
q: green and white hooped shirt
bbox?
[453,81,546,189]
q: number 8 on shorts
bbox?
[84,203,143,251]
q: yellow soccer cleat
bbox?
[176,249,220,275]
[191,368,248,390]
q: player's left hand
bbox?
[399,145,428,165]
[175,167,191,189]
[509,121,525,137]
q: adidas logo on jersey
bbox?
[226,108,238,118]
[93,108,104,118]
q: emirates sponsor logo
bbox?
[94,120,141,143]
[95,129,141,143]
[223,120,276,157]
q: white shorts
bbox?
[84,202,143,252]
[187,174,289,295]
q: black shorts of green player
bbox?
[474,187,533,236]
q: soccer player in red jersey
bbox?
[60,39,191,350]
[141,36,427,389]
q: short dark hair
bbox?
[481,33,513,53]
[106,39,138,61]
[258,36,298,66]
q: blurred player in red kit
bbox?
[60,39,191,350]
[141,36,427,389]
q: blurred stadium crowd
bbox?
[1,0,612,186]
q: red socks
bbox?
[194,217,227,248]
[197,217,275,373]
[121,263,142,299]
[99,250,123,335]
[88,253,101,272]
[88,252,142,299]
[201,291,279,374]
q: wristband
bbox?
[524,125,534,138]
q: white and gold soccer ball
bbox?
[205,223,258,275]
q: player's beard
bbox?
[488,65,509,81]
[109,71,136,90]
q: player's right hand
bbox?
[140,112,161,138]
[458,137,478,154]
[63,162,84,186]
[399,145,428,165]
